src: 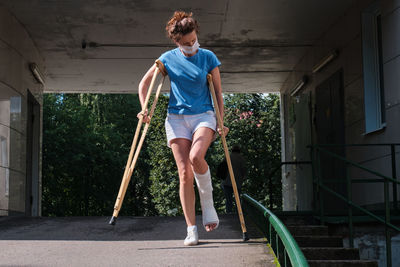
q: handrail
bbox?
[313,146,400,185]
[309,143,399,267]
[242,194,309,267]
[315,143,400,147]
[315,181,400,232]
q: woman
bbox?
[137,11,228,246]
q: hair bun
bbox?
[166,11,199,41]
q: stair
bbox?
[307,260,379,267]
[279,216,378,267]
[302,248,360,260]
[294,235,344,247]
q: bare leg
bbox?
[170,138,196,227]
[190,127,214,173]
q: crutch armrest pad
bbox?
[155,60,168,77]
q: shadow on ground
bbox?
[0,214,264,242]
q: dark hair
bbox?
[165,11,199,42]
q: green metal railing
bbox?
[242,194,309,267]
[310,144,400,267]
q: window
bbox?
[1,136,9,196]
[362,1,386,134]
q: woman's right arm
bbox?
[137,64,157,122]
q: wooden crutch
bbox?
[109,60,167,225]
[207,74,249,241]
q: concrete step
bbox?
[277,216,378,266]
[308,260,378,267]
[278,215,317,226]
[301,247,359,260]
[295,236,343,247]
[287,225,329,236]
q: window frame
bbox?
[361,1,386,134]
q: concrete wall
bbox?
[281,0,400,211]
[329,223,400,267]
[346,0,400,207]
[0,6,44,215]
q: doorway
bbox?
[26,91,40,216]
[315,69,346,214]
[291,93,313,211]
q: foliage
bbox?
[42,93,281,216]
[42,93,155,216]
[223,93,282,208]
[145,95,181,215]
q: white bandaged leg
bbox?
[194,166,219,230]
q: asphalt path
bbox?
[0,214,275,266]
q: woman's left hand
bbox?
[217,126,229,137]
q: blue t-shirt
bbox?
[158,48,221,115]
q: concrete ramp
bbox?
[0,214,275,266]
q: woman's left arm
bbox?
[210,66,229,136]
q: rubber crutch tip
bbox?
[243,232,249,241]
[109,216,117,225]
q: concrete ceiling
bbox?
[0,0,356,93]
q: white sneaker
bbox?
[184,226,199,246]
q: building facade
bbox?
[0,0,399,264]
[279,2,400,264]
[281,0,400,213]
[0,6,44,216]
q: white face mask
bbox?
[179,39,200,54]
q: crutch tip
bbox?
[109,216,117,225]
[243,232,249,241]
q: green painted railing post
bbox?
[276,233,279,261]
[269,169,274,210]
[316,149,325,225]
[391,145,397,211]
[269,223,272,246]
[284,249,287,267]
[384,177,392,267]
[346,162,354,248]
[311,147,318,214]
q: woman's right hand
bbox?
[137,109,150,123]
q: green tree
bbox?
[222,93,282,209]
[42,92,281,217]
[145,95,181,215]
[42,93,156,216]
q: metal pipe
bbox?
[317,149,325,225]
[384,177,392,267]
[391,145,398,211]
[311,148,318,214]
[346,162,354,248]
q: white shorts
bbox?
[165,110,217,147]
